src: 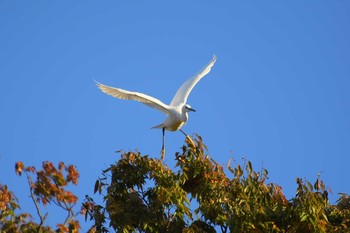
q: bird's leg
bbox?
[179,129,189,137]
[162,127,165,150]
[161,127,165,161]
[179,129,188,137]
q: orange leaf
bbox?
[67,165,79,185]
[57,224,69,233]
[58,162,65,172]
[25,166,36,173]
[15,162,24,176]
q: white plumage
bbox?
[96,55,217,154]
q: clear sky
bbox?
[1,1,349,230]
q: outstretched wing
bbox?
[96,81,170,114]
[170,55,217,106]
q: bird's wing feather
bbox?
[170,55,217,106]
[96,81,170,114]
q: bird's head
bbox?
[184,104,196,113]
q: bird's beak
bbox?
[189,107,196,112]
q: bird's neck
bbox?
[182,111,189,122]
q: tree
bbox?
[84,135,350,232]
[1,161,80,232]
[1,135,350,232]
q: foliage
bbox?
[0,161,80,232]
[83,135,350,232]
[1,135,350,232]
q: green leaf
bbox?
[247,161,252,175]
[301,213,308,222]
[307,181,313,191]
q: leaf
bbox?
[307,181,313,191]
[263,168,268,178]
[94,180,99,194]
[67,165,79,185]
[227,158,233,169]
[15,162,24,176]
[236,164,243,177]
[58,162,65,171]
[247,161,253,175]
[99,182,105,194]
[57,224,69,232]
[25,166,36,173]
[314,177,322,191]
[103,167,112,173]
[227,165,235,174]
[84,209,88,222]
[300,213,308,222]
[322,213,328,222]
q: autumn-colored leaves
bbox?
[2,136,350,232]
[0,184,15,212]
[15,161,79,207]
[9,161,81,232]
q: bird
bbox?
[96,55,217,157]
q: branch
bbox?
[139,186,150,207]
[26,173,48,232]
[220,225,227,233]
[50,191,76,225]
[62,199,75,225]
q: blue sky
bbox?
[1,1,349,230]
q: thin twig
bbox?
[63,199,75,225]
[26,173,48,232]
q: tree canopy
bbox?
[1,135,350,232]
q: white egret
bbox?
[96,55,217,156]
